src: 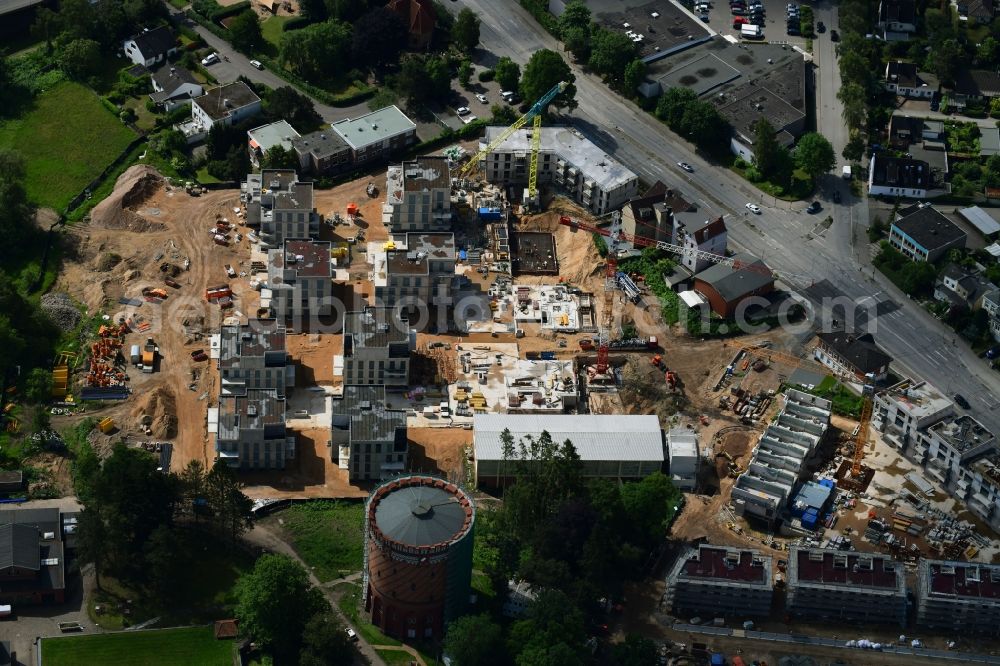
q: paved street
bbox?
[448,0,1000,430]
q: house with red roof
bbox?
[387,0,437,50]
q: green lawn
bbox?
[278,501,365,582]
[261,15,291,48]
[42,626,233,666]
[0,80,136,211]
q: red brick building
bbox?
[692,253,775,318]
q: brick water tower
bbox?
[363,475,475,640]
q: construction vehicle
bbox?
[458,81,569,208]
[651,354,664,370]
[184,181,201,196]
[225,264,237,278]
[164,277,180,289]
[142,337,158,373]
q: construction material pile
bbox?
[129,387,177,439]
[40,292,82,332]
[90,165,166,232]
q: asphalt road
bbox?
[449,0,1000,430]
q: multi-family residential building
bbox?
[242,169,321,248]
[874,380,955,445]
[786,547,907,626]
[291,129,351,175]
[330,106,417,165]
[664,545,774,617]
[888,203,967,262]
[373,233,456,312]
[267,240,333,320]
[217,319,290,398]
[331,385,407,481]
[983,289,1000,342]
[481,126,639,215]
[247,120,301,169]
[215,389,292,470]
[813,332,892,382]
[342,308,411,387]
[178,81,261,143]
[620,180,693,245]
[934,263,996,310]
[916,559,1000,634]
[868,154,936,198]
[382,157,452,232]
[675,217,728,273]
[122,26,178,67]
[731,390,832,523]
[877,0,917,40]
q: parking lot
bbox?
[588,0,707,58]
[700,0,810,46]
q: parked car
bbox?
[346,628,358,642]
[249,59,263,70]
[986,346,1000,359]
[830,29,839,41]
[833,190,842,203]
[817,21,826,32]
[733,17,748,27]
[201,53,219,66]
[456,106,471,116]
[954,394,971,409]
[678,161,694,172]
[475,93,488,103]
[787,26,801,35]
[930,99,940,111]
[806,201,821,213]
[745,202,761,214]
[751,15,765,24]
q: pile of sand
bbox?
[90,165,166,232]
[130,386,178,439]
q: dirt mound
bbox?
[91,165,166,232]
[130,386,178,439]
[40,292,82,332]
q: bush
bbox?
[106,91,126,105]
[477,69,494,82]
[283,15,310,31]
[210,0,251,20]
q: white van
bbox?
[501,90,516,104]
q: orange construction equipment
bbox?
[346,202,359,216]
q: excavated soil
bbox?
[89,165,166,232]
[129,387,178,439]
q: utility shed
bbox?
[473,414,663,485]
[667,428,699,491]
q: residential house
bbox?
[247,120,301,169]
[916,559,1000,634]
[868,154,937,199]
[877,0,917,40]
[387,0,436,50]
[373,233,456,315]
[217,319,291,399]
[267,240,333,320]
[620,180,693,245]
[813,331,893,382]
[888,203,967,262]
[934,263,996,310]
[946,70,1000,110]
[330,385,407,481]
[675,217,728,274]
[122,26,178,67]
[149,65,203,112]
[963,0,995,23]
[717,84,807,162]
[983,289,1000,341]
[481,125,639,215]
[884,62,938,99]
[0,508,67,605]
[502,580,538,618]
[341,308,411,387]
[179,81,261,143]
[330,106,417,166]
[215,389,292,470]
[291,129,350,175]
[691,253,775,318]
[664,545,774,617]
[888,115,944,148]
[242,169,321,248]
[382,157,452,233]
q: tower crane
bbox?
[458,81,568,204]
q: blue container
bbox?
[711,654,725,666]
[819,478,836,489]
[540,351,556,360]
[801,509,819,530]
[459,249,468,261]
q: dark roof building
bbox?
[0,471,22,493]
[814,332,893,381]
[952,69,1000,99]
[664,545,774,617]
[291,129,350,175]
[331,385,408,480]
[123,26,178,66]
[916,559,1000,634]
[888,203,967,262]
[868,154,935,198]
[0,508,67,605]
[387,0,437,50]
[692,253,775,318]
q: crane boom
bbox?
[458,81,568,179]
[528,114,543,200]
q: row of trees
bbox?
[836,0,881,161]
[655,88,730,158]
[750,119,836,186]
[443,430,681,665]
[557,0,644,88]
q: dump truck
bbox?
[225,264,237,278]
[142,337,158,373]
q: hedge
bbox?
[252,53,375,106]
[283,15,311,31]
[210,0,251,20]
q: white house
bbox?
[123,26,178,67]
[868,154,933,199]
[884,61,938,99]
[149,65,203,112]
[178,81,262,143]
[675,217,728,273]
[877,0,918,41]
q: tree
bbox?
[679,101,729,154]
[494,56,521,92]
[558,0,592,61]
[325,0,367,22]
[57,0,97,41]
[351,8,406,70]
[262,144,299,171]
[751,118,782,179]
[611,634,659,666]
[838,51,872,93]
[842,133,865,162]
[76,508,108,589]
[520,49,576,111]
[229,10,263,54]
[235,554,326,661]
[205,460,253,542]
[623,58,646,93]
[508,590,589,666]
[299,0,327,21]
[655,87,697,126]
[899,261,938,296]
[926,38,963,85]
[58,38,101,81]
[144,525,186,604]
[264,86,323,132]
[978,37,1000,66]
[620,472,680,549]
[491,103,517,125]
[280,20,352,83]
[588,27,638,80]
[794,132,836,180]
[458,60,473,87]
[452,8,481,53]
[443,614,507,666]
[31,7,60,53]
[24,367,53,404]
[299,613,353,666]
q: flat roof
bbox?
[273,181,314,212]
[677,545,771,583]
[928,415,995,453]
[474,413,664,463]
[718,85,805,139]
[370,476,474,548]
[791,547,902,590]
[291,129,349,159]
[655,53,741,97]
[924,560,1000,600]
[248,120,300,154]
[892,204,966,251]
[331,385,406,444]
[219,319,286,369]
[271,240,331,278]
[402,157,451,191]
[881,380,953,419]
[344,308,408,349]
[194,81,260,121]
[218,389,285,440]
[483,125,637,190]
[667,428,698,458]
[331,105,416,151]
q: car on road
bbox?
[830,28,839,41]
[346,628,358,641]
[954,394,971,410]
[833,190,842,203]
[817,21,826,32]
[456,106,471,116]
[678,161,694,172]
[201,53,219,66]
[806,201,821,214]
[475,93,488,103]
[986,346,1000,359]
[249,59,263,70]
[746,203,761,214]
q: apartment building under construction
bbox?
[664,544,774,617]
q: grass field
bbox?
[278,500,365,582]
[42,626,233,666]
[0,80,136,211]
[261,15,291,48]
